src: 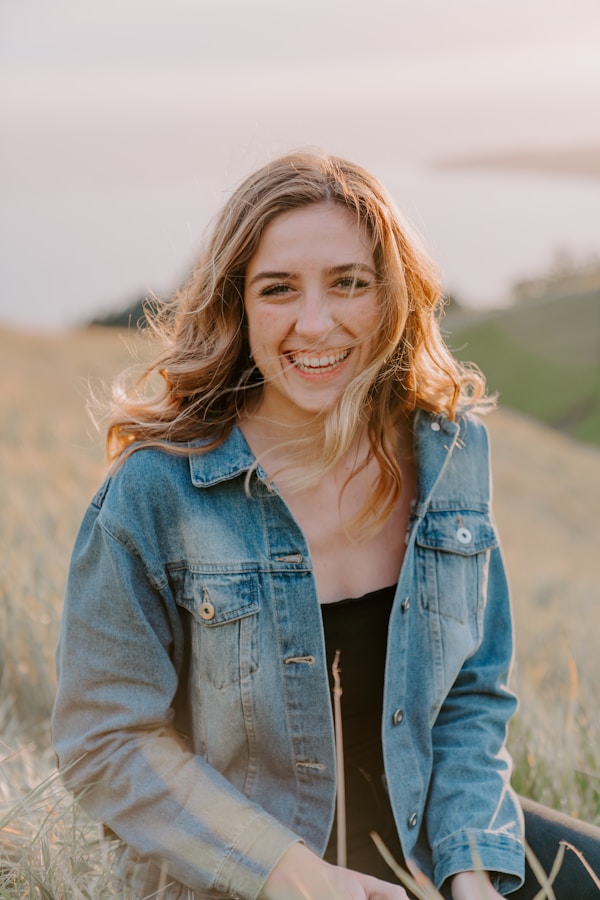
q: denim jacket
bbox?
[53,409,525,898]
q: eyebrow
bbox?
[247,263,377,287]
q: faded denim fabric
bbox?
[53,410,525,898]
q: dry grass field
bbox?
[1,324,599,896]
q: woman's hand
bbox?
[450,870,504,899]
[259,842,409,899]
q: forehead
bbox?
[248,202,374,270]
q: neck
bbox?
[238,405,371,490]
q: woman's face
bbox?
[243,202,380,425]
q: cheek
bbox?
[247,309,290,362]
[352,300,381,345]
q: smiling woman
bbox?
[52,152,600,900]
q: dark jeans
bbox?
[510,795,600,898]
[325,783,600,897]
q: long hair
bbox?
[104,152,490,532]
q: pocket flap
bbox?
[174,570,261,626]
[416,510,498,556]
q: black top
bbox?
[321,585,405,877]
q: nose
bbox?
[294,290,335,341]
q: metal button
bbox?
[392,709,404,726]
[401,597,410,613]
[430,421,441,431]
[408,812,418,829]
[456,527,472,544]
[200,601,215,621]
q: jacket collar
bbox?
[188,427,260,487]
[412,409,460,515]
[188,411,461,499]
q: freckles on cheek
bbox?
[355,307,380,342]
[249,308,288,359]
[253,308,286,340]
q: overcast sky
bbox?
[3,0,599,70]
[1,0,599,329]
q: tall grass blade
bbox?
[560,840,600,890]
[527,839,562,900]
[370,831,442,899]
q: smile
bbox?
[289,349,351,373]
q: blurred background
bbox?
[1,0,600,330]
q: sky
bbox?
[1,0,600,330]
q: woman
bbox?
[53,153,600,899]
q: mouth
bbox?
[287,348,352,374]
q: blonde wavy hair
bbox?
[105,151,490,531]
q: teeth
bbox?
[291,349,350,371]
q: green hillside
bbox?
[446,288,600,445]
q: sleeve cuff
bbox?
[215,811,303,899]
[433,829,524,896]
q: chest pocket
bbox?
[172,569,261,690]
[415,510,498,626]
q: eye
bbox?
[260,283,293,297]
[334,276,371,291]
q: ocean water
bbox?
[384,164,600,308]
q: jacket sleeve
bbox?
[426,540,525,895]
[52,495,299,899]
